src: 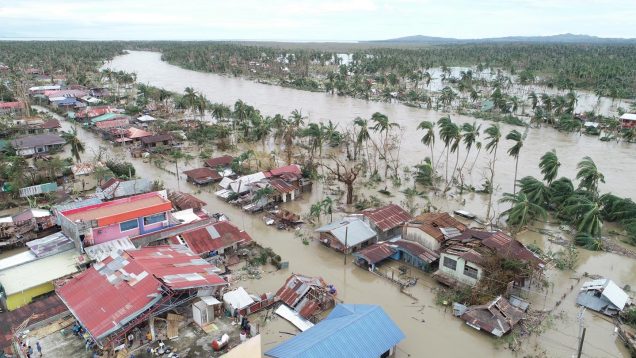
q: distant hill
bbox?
[370,33,636,44]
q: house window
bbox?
[144,213,166,225]
[443,256,457,270]
[464,265,479,279]
[119,219,139,232]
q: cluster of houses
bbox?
[0,182,406,357]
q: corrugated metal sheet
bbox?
[26,232,74,258]
[19,182,58,198]
[316,219,377,247]
[265,304,405,358]
[362,204,412,232]
[180,221,251,255]
[353,242,395,265]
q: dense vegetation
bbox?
[153,42,636,98]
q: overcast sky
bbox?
[0,0,634,41]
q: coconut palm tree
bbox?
[517,176,550,207]
[484,123,501,222]
[322,197,334,222]
[548,177,575,209]
[417,120,435,168]
[353,117,371,164]
[460,122,481,173]
[562,195,603,238]
[505,128,526,194]
[539,150,560,184]
[61,128,85,163]
[499,192,548,234]
[182,87,198,120]
[576,156,605,197]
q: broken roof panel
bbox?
[406,212,467,242]
[353,242,396,265]
[180,221,251,255]
[460,296,524,337]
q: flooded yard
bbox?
[30,49,636,357]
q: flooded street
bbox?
[48,50,635,357]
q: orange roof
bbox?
[61,192,172,226]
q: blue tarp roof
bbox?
[265,304,405,358]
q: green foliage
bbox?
[573,232,603,251]
[106,160,136,179]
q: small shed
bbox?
[223,287,255,313]
[193,296,222,327]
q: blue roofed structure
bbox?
[265,304,405,358]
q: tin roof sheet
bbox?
[265,304,405,358]
[361,204,412,232]
[316,219,377,247]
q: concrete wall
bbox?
[437,253,482,286]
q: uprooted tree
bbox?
[321,156,363,205]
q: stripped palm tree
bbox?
[505,128,527,194]
[484,123,502,223]
[417,120,435,169]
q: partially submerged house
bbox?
[204,155,234,171]
[265,304,405,358]
[361,204,412,241]
[456,296,524,337]
[434,229,544,288]
[353,239,439,272]
[168,191,207,212]
[58,191,173,248]
[56,245,227,348]
[577,278,630,316]
[141,133,174,150]
[183,167,222,185]
[402,212,466,251]
[11,133,66,157]
[316,218,377,253]
[620,113,636,129]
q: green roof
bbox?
[91,112,124,124]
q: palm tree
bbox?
[506,128,526,194]
[548,177,575,209]
[539,150,560,184]
[182,87,198,120]
[460,122,480,173]
[253,186,274,204]
[517,176,550,207]
[322,197,334,222]
[562,195,603,238]
[170,149,192,192]
[370,112,399,177]
[62,128,85,162]
[576,156,605,197]
[484,123,501,223]
[289,109,306,127]
[499,192,548,234]
[417,120,435,168]
[353,117,371,164]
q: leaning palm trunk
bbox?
[469,147,482,172]
[485,146,498,226]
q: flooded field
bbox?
[43,50,635,357]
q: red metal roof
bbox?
[482,232,545,268]
[406,212,467,242]
[76,106,112,118]
[126,245,226,290]
[0,101,24,109]
[168,191,206,210]
[183,167,221,181]
[275,274,329,318]
[204,155,234,168]
[268,178,296,193]
[180,221,251,255]
[57,251,163,340]
[40,119,61,129]
[264,164,302,178]
[354,242,396,265]
[362,204,412,232]
[57,245,226,340]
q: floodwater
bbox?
[49,50,635,357]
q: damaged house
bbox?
[577,278,631,316]
[455,296,524,337]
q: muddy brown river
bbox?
[42,51,636,357]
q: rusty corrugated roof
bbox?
[361,204,412,232]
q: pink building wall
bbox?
[89,212,169,245]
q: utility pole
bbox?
[576,307,586,358]
[576,327,586,358]
[344,225,348,265]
